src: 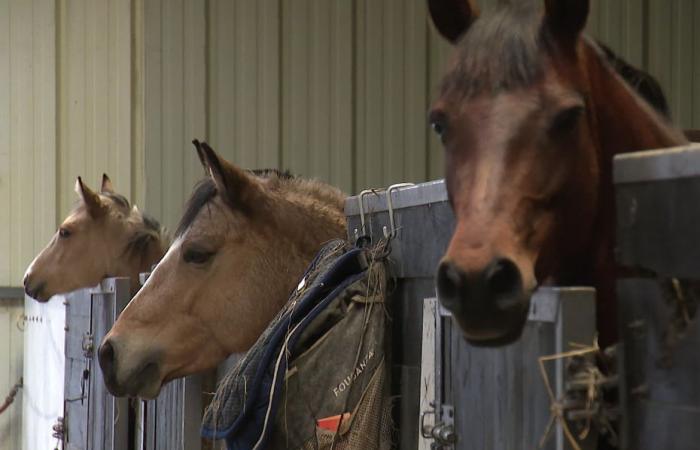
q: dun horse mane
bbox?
[175,170,345,239]
[98,192,170,265]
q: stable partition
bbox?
[63,279,129,450]
[0,289,23,450]
[22,293,66,450]
[614,144,700,449]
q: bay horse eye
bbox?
[551,105,585,134]
[183,248,215,265]
[429,111,449,141]
[59,228,72,238]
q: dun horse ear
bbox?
[544,0,590,45]
[75,177,107,218]
[101,173,115,193]
[427,0,479,44]
[198,142,262,212]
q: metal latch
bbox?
[421,403,457,448]
[81,332,94,358]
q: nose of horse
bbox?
[437,257,523,314]
[23,273,47,301]
[98,339,121,395]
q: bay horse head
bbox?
[23,175,168,301]
[428,0,686,346]
[98,142,346,399]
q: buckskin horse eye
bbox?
[58,228,72,238]
[183,248,215,265]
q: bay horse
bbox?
[429,0,687,347]
[23,175,168,301]
[98,141,347,399]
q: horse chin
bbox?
[453,306,530,347]
[103,360,163,399]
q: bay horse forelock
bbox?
[429,0,686,347]
[98,142,346,399]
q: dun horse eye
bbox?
[59,228,72,238]
[183,248,215,265]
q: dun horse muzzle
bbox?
[98,337,162,399]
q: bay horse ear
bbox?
[101,173,115,193]
[198,141,262,212]
[75,177,107,218]
[544,0,590,45]
[427,0,479,44]
[191,139,207,172]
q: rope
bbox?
[0,378,23,415]
[537,343,599,450]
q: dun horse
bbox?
[98,141,346,399]
[429,0,686,347]
[24,175,168,301]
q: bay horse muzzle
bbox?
[436,257,530,345]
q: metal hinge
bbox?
[421,403,457,448]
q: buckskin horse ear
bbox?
[198,141,262,212]
[75,177,107,218]
[427,0,479,44]
[544,0,590,45]
[101,173,115,193]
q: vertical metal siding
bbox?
[0,0,56,287]
[58,0,133,218]
[143,0,206,231]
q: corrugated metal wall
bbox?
[0,0,699,285]
[0,0,56,287]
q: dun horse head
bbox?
[24,175,168,301]
[98,142,346,399]
[428,0,685,346]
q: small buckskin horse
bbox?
[429,0,687,347]
[24,175,168,301]
[98,141,347,399]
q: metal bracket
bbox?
[382,183,415,239]
[354,189,379,242]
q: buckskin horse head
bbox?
[428,0,686,346]
[98,141,347,398]
[24,175,168,301]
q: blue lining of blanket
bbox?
[201,246,367,447]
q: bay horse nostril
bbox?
[485,258,523,308]
[437,261,465,312]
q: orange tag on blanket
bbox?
[316,413,352,432]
